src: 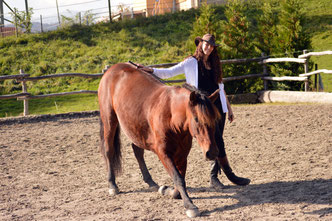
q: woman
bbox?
[138,34,250,188]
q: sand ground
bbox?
[1,103,331,220]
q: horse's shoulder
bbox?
[172,85,191,95]
[161,86,189,103]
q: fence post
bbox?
[314,64,318,91]
[262,53,268,90]
[318,73,324,91]
[20,69,29,116]
[14,8,18,37]
[40,15,43,33]
[303,50,309,92]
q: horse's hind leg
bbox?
[100,113,121,196]
[132,144,158,190]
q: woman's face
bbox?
[202,41,214,56]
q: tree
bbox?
[116,3,131,20]
[82,10,96,25]
[270,0,312,90]
[220,0,261,93]
[61,10,75,27]
[10,7,33,33]
[277,0,311,56]
[255,1,279,56]
[220,0,257,59]
[61,10,96,27]
[189,3,220,50]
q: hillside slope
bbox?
[302,0,332,90]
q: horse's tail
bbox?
[99,116,122,176]
[112,124,122,176]
[99,117,105,154]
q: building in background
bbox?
[0,26,16,38]
[133,0,175,16]
[132,0,227,17]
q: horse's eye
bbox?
[194,117,198,122]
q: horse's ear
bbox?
[208,89,220,103]
[189,91,198,106]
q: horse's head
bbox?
[185,86,221,161]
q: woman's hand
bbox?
[136,64,154,74]
[224,89,234,123]
[228,110,234,123]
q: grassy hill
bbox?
[0,0,331,117]
[302,0,332,91]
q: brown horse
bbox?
[98,63,220,218]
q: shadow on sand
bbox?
[116,178,331,217]
[187,178,332,217]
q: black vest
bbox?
[196,59,223,112]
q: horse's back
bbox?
[99,63,163,97]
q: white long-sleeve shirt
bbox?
[153,57,228,113]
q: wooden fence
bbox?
[1,50,331,116]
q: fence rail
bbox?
[260,58,306,64]
[299,69,332,77]
[0,74,29,80]
[261,76,308,82]
[15,73,104,82]
[298,50,332,59]
[16,90,98,100]
[1,50,332,116]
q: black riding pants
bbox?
[215,110,226,158]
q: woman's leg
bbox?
[210,114,226,189]
[210,113,251,188]
[219,155,251,186]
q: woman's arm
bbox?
[136,57,198,86]
[152,57,195,79]
[218,83,228,114]
[224,89,234,123]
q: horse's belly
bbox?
[117,115,152,150]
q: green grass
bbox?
[302,0,332,92]
[0,94,99,117]
[310,33,332,92]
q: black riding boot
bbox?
[219,156,251,186]
[210,160,225,189]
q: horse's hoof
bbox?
[109,188,119,196]
[149,185,159,192]
[171,190,181,199]
[186,208,200,218]
[158,185,167,195]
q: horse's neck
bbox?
[168,90,191,133]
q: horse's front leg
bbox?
[157,153,199,218]
[158,157,187,200]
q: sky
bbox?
[2,0,133,24]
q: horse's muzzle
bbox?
[205,147,219,160]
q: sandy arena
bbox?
[1,103,331,220]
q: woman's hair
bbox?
[193,41,223,83]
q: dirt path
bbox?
[1,104,331,220]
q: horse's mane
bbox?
[181,83,220,126]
